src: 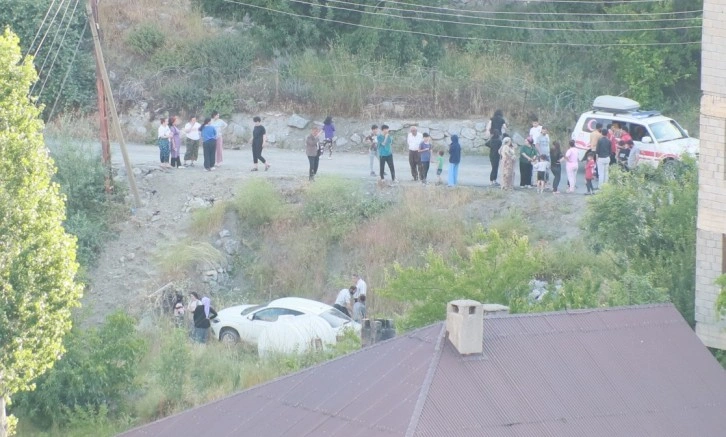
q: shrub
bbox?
[154,241,227,278]
[230,179,285,228]
[203,89,236,119]
[158,79,206,114]
[127,23,166,56]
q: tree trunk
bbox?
[0,395,7,437]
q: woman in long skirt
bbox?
[169,116,184,168]
[211,111,227,167]
[499,137,517,190]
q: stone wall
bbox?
[696,0,726,350]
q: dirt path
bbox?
[82,144,588,325]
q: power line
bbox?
[47,19,88,121]
[319,0,702,24]
[30,0,68,59]
[37,0,82,102]
[23,0,60,60]
[339,0,702,17]
[286,0,701,32]
[30,0,74,96]
[222,0,701,47]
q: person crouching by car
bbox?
[334,286,356,317]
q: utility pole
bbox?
[90,0,111,192]
[87,0,141,207]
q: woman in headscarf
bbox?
[447,135,461,187]
[192,296,218,343]
[499,136,517,190]
[169,116,184,168]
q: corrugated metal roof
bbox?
[119,304,726,437]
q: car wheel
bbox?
[220,328,240,344]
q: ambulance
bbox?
[571,95,699,166]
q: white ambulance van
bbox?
[571,95,699,166]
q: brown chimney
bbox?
[446,300,484,355]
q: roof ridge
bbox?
[405,324,447,437]
[488,303,676,320]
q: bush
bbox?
[230,179,285,227]
[127,23,166,56]
[14,312,147,428]
[158,79,206,114]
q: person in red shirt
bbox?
[585,153,596,195]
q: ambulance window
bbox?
[630,124,647,141]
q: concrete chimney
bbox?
[446,299,484,355]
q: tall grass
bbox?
[154,241,227,278]
[230,179,286,227]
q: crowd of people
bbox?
[170,291,218,343]
[157,113,270,172]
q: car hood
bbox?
[216,304,259,318]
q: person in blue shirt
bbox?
[199,117,217,171]
[418,133,432,184]
[377,124,396,183]
[448,135,461,186]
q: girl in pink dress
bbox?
[564,140,580,193]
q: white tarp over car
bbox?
[257,314,336,358]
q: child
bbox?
[533,155,549,193]
[436,150,445,185]
[352,294,367,323]
[585,152,596,195]
[418,133,432,184]
[322,116,335,159]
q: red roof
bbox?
[119,304,726,437]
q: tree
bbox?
[0,29,82,436]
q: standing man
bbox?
[595,128,611,186]
[352,274,367,303]
[305,126,321,181]
[378,124,396,183]
[334,286,356,317]
[182,115,201,167]
[407,126,423,181]
[589,122,603,155]
[251,116,270,171]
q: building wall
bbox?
[697,0,726,350]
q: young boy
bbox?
[366,124,379,176]
[533,155,549,193]
[585,153,596,195]
[436,150,445,185]
[418,133,432,184]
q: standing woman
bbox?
[550,141,565,194]
[305,126,321,181]
[169,116,184,168]
[447,135,461,187]
[519,137,537,187]
[322,115,336,159]
[183,115,201,166]
[499,136,517,190]
[157,118,172,168]
[200,117,217,171]
[192,296,218,343]
[488,109,507,136]
[251,116,270,171]
[486,129,502,186]
[211,111,227,167]
[564,140,580,193]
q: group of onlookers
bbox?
[157,114,270,172]
[171,291,218,343]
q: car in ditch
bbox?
[210,297,361,346]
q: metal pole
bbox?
[87,0,140,207]
[90,0,111,193]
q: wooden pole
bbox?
[90,0,112,192]
[87,0,141,207]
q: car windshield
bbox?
[241,305,265,316]
[649,120,687,143]
[319,308,351,328]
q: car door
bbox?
[242,307,303,344]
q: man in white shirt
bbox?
[406,126,423,181]
[529,119,542,147]
[334,286,356,317]
[183,116,201,166]
[352,274,367,302]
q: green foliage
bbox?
[154,328,191,408]
[126,23,166,56]
[301,176,388,241]
[0,29,83,434]
[716,275,726,319]
[203,89,236,119]
[230,179,285,227]
[13,312,146,428]
[583,161,698,324]
[158,79,206,114]
[379,228,540,330]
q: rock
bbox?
[132,167,142,176]
[127,253,135,260]
[430,130,445,140]
[287,114,309,129]
[385,121,403,132]
[187,197,209,210]
[150,215,160,222]
[393,104,406,116]
[336,137,348,147]
[219,229,231,238]
[215,239,223,247]
[475,122,487,132]
[350,133,362,144]
[447,125,461,136]
[267,134,276,144]
[119,256,126,264]
[461,127,477,140]
[381,101,395,112]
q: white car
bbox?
[210,297,361,345]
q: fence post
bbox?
[432,69,438,116]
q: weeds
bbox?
[154,241,227,278]
[189,201,229,237]
[230,179,286,227]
